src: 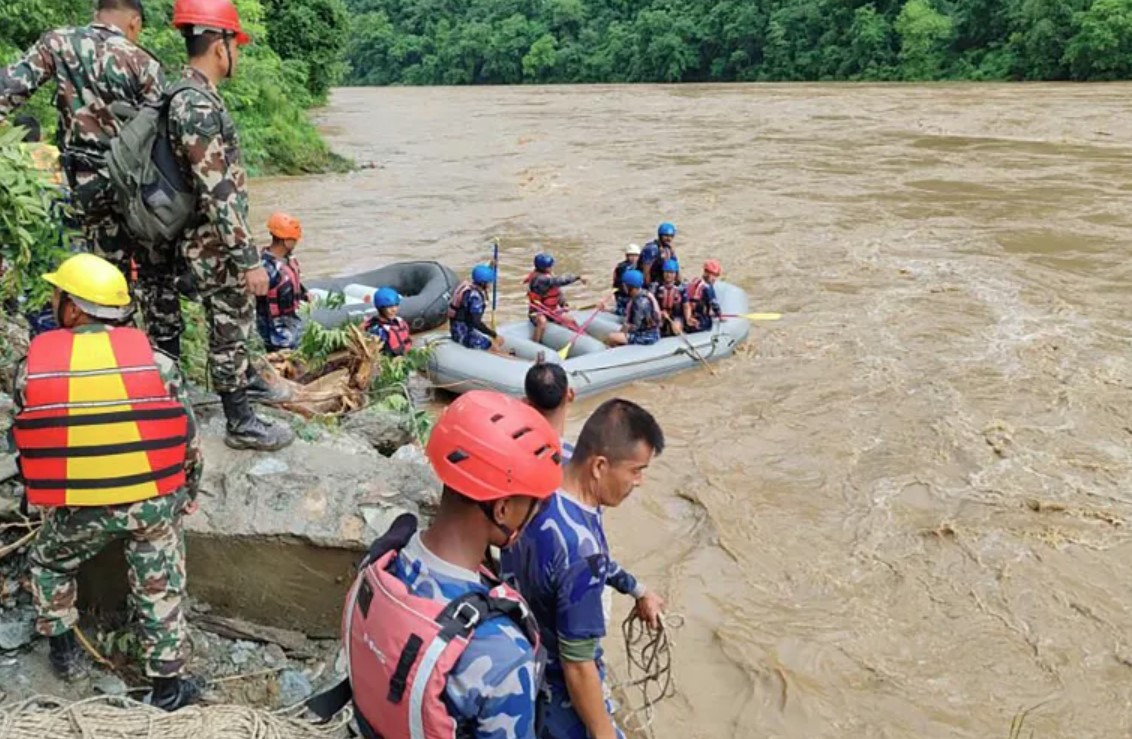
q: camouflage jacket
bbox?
[9,324,203,501]
[168,67,258,272]
[0,23,165,158]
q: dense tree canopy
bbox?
[341,0,1132,84]
[0,0,350,173]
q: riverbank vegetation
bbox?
[341,0,1132,84]
[0,0,350,175]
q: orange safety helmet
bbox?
[172,0,251,45]
[426,391,563,502]
[267,212,303,241]
[704,259,723,276]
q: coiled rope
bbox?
[0,694,352,739]
[613,611,683,737]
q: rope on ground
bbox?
[612,611,683,737]
[0,694,353,739]
[0,526,40,561]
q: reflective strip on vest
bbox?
[13,328,188,507]
[408,635,450,739]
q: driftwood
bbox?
[257,325,381,418]
[192,613,315,656]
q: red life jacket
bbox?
[367,315,413,356]
[446,280,482,322]
[309,514,543,739]
[524,270,564,313]
[265,256,303,318]
[629,291,662,331]
[12,327,189,508]
[655,283,683,313]
[685,277,707,304]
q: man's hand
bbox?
[244,266,270,296]
[687,316,700,330]
[635,591,666,629]
[492,335,505,349]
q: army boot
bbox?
[220,389,295,451]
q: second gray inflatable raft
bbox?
[425,281,751,398]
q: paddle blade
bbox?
[743,312,782,321]
[558,344,570,359]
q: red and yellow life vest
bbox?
[13,327,189,508]
[524,270,564,313]
[366,315,413,356]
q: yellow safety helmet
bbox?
[43,253,132,319]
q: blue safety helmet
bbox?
[658,222,677,237]
[472,264,495,285]
[662,258,679,274]
[639,244,660,263]
[373,287,401,309]
[534,253,555,271]
[622,269,645,289]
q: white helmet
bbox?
[625,243,641,256]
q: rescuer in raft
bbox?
[610,244,640,316]
[448,263,503,351]
[683,259,724,334]
[605,269,661,347]
[255,212,309,351]
[10,253,203,711]
[364,287,413,357]
[640,222,678,285]
[652,258,685,336]
[318,391,563,738]
[525,252,586,345]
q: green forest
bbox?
[0,0,349,175]
[341,0,1132,84]
[3,0,1132,175]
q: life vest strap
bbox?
[22,395,182,413]
[18,435,189,459]
[26,363,160,381]
[23,462,186,492]
[14,405,186,430]
[387,633,424,705]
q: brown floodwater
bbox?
[255,83,1132,738]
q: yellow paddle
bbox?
[721,312,782,321]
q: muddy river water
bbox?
[255,84,1132,738]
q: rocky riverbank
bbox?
[0,396,440,710]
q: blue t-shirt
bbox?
[391,533,539,739]
[500,491,639,681]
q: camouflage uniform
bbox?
[0,23,166,273]
[11,324,201,678]
[166,67,258,393]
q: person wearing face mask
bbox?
[255,212,309,351]
[501,399,667,739]
[315,391,563,739]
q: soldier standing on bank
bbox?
[10,254,203,711]
[165,0,294,450]
[0,0,164,276]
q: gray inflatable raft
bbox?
[306,261,458,332]
[425,281,750,398]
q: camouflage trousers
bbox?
[28,493,189,678]
[186,249,254,394]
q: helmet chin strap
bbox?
[481,498,541,549]
[223,34,233,78]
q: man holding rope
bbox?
[502,398,667,739]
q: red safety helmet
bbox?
[267,212,303,241]
[704,259,723,276]
[172,0,251,45]
[426,391,563,502]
